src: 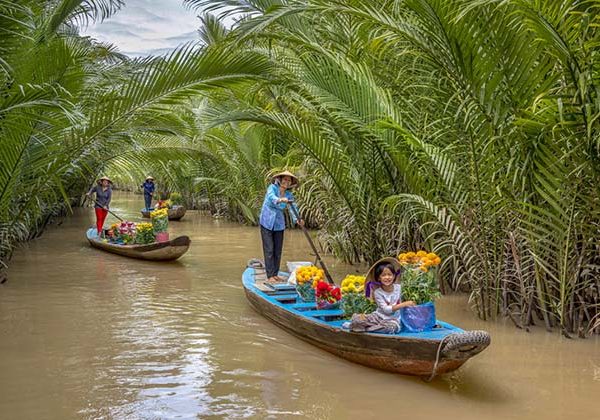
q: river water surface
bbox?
[0,194,598,419]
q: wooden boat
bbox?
[141,205,186,221]
[86,228,190,261]
[242,266,490,378]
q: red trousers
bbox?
[95,208,108,234]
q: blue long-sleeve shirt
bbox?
[259,184,299,231]
[141,181,155,196]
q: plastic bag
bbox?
[401,302,436,332]
[296,282,316,302]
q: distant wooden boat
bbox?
[141,205,186,221]
[86,228,190,261]
[242,266,490,378]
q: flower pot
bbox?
[401,302,436,332]
[155,231,170,243]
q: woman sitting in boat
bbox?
[348,257,416,334]
[86,176,113,237]
[141,176,155,210]
[259,170,305,284]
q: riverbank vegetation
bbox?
[1,0,598,337]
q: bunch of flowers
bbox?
[155,199,173,209]
[340,274,366,294]
[398,251,442,273]
[295,265,324,302]
[397,250,442,304]
[108,221,136,244]
[134,222,155,244]
[315,281,342,309]
[339,274,376,318]
[169,192,183,206]
[150,208,169,233]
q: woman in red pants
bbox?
[86,176,113,236]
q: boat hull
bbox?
[141,205,186,221]
[243,267,489,378]
[86,228,190,261]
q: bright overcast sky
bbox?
[82,0,205,57]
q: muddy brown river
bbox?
[0,193,598,419]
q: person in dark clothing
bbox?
[141,176,155,210]
[86,176,113,235]
[259,170,304,283]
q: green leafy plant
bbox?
[401,269,441,305]
[134,223,155,244]
[340,293,377,319]
[169,192,184,206]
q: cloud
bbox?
[82,0,201,56]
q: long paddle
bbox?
[287,200,334,285]
[85,194,124,222]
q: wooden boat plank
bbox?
[300,309,345,318]
[290,302,317,309]
[272,293,300,301]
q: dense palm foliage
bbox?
[140,0,596,336]
[0,0,271,267]
[2,0,598,336]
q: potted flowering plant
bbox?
[295,265,324,302]
[134,222,155,244]
[397,251,442,332]
[340,275,376,318]
[315,281,342,309]
[150,208,169,242]
[155,199,173,210]
[107,221,136,244]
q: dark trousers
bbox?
[144,193,152,210]
[260,226,285,278]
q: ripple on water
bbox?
[1,193,599,419]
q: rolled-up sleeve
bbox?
[266,185,281,208]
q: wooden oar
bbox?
[85,195,124,222]
[287,200,334,285]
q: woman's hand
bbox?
[278,197,289,204]
[103,206,108,210]
[297,219,305,227]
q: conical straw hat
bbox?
[271,170,299,188]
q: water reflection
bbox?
[0,193,598,419]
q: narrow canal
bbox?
[0,193,597,419]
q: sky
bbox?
[82,0,206,57]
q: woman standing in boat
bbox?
[259,170,304,283]
[141,176,155,210]
[86,176,113,236]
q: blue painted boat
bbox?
[243,266,490,378]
